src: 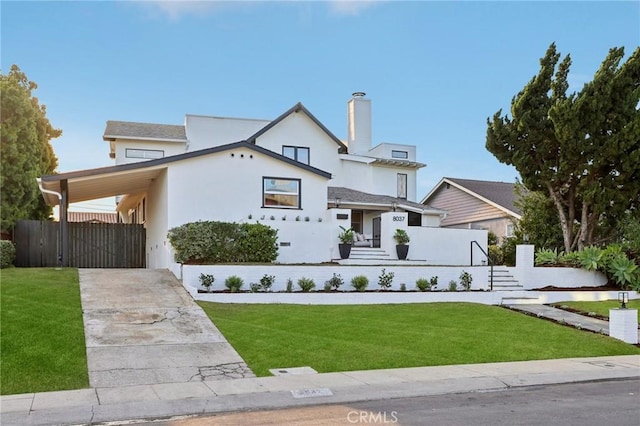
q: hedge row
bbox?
[167,221,278,264]
[0,240,15,268]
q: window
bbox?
[392,150,408,159]
[397,173,407,199]
[126,148,164,159]
[283,146,310,165]
[263,178,301,208]
[506,223,515,238]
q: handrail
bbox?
[471,241,494,291]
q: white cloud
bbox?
[327,0,380,16]
[130,0,234,20]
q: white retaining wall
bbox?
[181,264,489,293]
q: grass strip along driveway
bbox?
[199,302,640,377]
[1,268,89,395]
[552,299,640,321]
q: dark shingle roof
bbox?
[103,121,187,141]
[328,187,442,213]
[446,177,521,215]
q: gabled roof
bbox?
[328,187,445,215]
[421,177,521,218]
[40,141,332,206]
[247,102,348,154]
[103,120,187,142]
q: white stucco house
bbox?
[39,93,488,269]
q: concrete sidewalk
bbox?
[1,355,638,425]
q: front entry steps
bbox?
[489,268,522,291]
[349,247,391,260]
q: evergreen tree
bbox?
[487,44,640,252]
[1,65,61,232]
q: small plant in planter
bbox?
[323,282,332,292]
[325,273,344,291]
[297,277,316,292]
[285,278,293,293]
[305,216,310,222]
[199,273,215,293]
[295,216,301,221]
[448,280,458,292]
[351,275,369,292]
[393,229,410,260]
[225,275,244,293]
[338,226,355,259]
[378,268,395,290]
[459,270,472,291]
[249,282,261,293]
[399,283,407,292]
[260,274,275,292]
[416,276,437,292]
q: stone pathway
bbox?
[79,269,254,388]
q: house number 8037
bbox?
[392,216,405,221]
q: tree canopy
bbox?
[1,65,61,232]
[487,43,640,252]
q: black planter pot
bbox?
[339,243,352,259]
[396,244,409,260]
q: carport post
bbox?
[60,179,69,267]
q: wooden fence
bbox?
[14,220,146,268]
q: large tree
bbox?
[487,43,640,252]
[1,65,61,232]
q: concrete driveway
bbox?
[79,269,254,388]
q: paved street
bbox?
[150,379,640,426]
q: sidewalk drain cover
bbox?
[270,366,318,376]
[291,388,334,398]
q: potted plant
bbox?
[393,228,410,260]
[338,226,355,259]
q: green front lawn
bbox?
[1,268,89,395]
[552,299,640,321]
[198,302,640,377]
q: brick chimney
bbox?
[347,92,372,156]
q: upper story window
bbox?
[263,177,301,209]
[126,148,164,159]
[397,173,407,199]
[391,150,408,159]
[283,146,310,165]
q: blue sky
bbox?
[2,1,639,212]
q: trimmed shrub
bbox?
[0,240,16,269]
[225,275,244,293]
[378,268,394,290]
[459,271,472,291]
[297,277,315,292]
[325,273,344,291]
[199,273,215,292]
[167,221,278,264]
[260,274,275,292]
[416,276,438,292]
[351,275,369,292]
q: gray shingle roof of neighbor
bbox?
[328,187,443,213]
[103,120,187,141]
[446,177,522,216]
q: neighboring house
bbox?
[39,93,488,269]
[420,177,521,242]
[67,212,118,223]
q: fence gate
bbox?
[14,220,146,268]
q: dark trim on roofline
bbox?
[247,102,348,154]
[41,141,332,182]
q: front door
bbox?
[372,217,381,248]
